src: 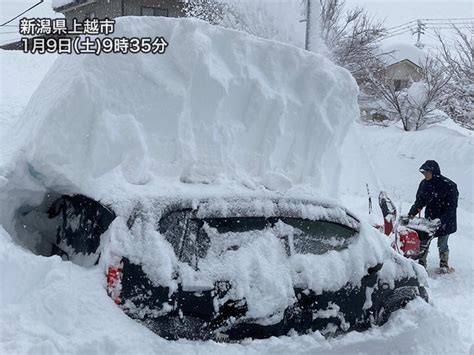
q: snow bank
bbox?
[5,16,358,204]
[339,121,474,353]
[340,123,474,213]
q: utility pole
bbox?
[303,0,319,52]
[304,0,311,51]
[414,19,426,48]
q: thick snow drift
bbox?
[5,17,358,203]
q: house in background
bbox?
[383,43,424,91]
[1,0,186,50]
[52,0,186,23]
[359,43,426,122]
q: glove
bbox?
[400,215,410,225]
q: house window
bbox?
[141,7,155,16]
[394,79,409,91]
[373,112,388,121]
[155,8,169,17]
[85,11,96,18]
[141,6,169,17]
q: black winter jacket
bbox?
[408,161,459,237]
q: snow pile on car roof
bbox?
[8,16,358,202]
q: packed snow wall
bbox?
[0,17,358,233]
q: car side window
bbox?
[159,211,204,269]
[278,218,357,255]
[186,217,270,270]
[180,218,201,268]
[158,210,190,255]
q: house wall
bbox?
[359,60,423,122]
[61,0,121,23]
[385,60,422,82]
[61,0,184,23]
[124,0,185,18]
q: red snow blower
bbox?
[375,191,440,261]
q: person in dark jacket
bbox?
[408,160,458,271]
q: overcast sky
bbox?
[1,0,472,47]
[0,0,59,45]
[347,0,472,47]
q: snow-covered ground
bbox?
[1,17,473,355]
[340,123,474,354]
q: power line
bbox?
[380,30,413,41]
[423,21,472,25]
[380,17,473,45]
[420,17,473,22]
[385,24,417,35]
[384,17,472,33]
[0,0,44,27]
[385,20,417,32]
[384,28,414,38]
[425,26,471,30]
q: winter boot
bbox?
[438,251,452,273]
[439,251,449,268]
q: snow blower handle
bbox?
[399,215,410,226]
[366,183,372,214]
[404,216,441,237]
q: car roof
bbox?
[127,194,360,231]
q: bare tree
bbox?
[435,26,473,129]
[183,0,302,47]
[184,0,385,69]
[183,0,230,26]
[365,57,451,131]
[319,0,386,84]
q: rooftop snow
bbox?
[381,42,427,67]
[51,0,83,9]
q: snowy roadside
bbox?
[340,123,474,354]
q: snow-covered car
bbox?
[36,192,428,341]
